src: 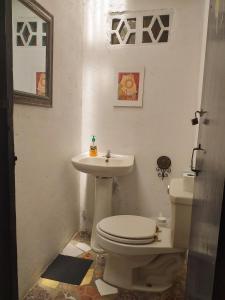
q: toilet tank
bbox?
[169,178,194,249]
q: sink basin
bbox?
[72,152,134,177]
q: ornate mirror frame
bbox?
[14,0,54,107]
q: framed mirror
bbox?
[12,0,53,107]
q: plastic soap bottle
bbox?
[89,135,98,157]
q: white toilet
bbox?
[96,178,194,292]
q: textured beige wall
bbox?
[80,0,208,230]
[14,0,83,298]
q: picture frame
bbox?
[114,67,145,107]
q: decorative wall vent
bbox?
[109,10,173,46]
[16,20,47,47]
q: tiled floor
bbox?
[24,232,186,300]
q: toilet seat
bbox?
[97,215,157,245]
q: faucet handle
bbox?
[106,149,111,158]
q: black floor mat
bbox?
[41,255,93,285]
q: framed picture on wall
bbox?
[114,67,145,107]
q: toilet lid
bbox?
[97,215,157,241]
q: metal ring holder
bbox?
[156,156,171,180]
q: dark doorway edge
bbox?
[0,0,19,299]
[213,182,225,299]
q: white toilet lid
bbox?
[97,215,157,244]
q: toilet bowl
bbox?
[96,215,185,292]
[95,178,194,293]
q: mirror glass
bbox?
[12,0,53,107]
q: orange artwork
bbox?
[118,72,140,101]
[36,72,46,96]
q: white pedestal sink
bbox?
[72,152,134,252]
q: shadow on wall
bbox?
[80,158,171,231]
[81,169,141,231]
[81,174,95,231]
[112,160,171,218]
[80,163,144,232]
[112,164,139,215]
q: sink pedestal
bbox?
[91,177,113,252]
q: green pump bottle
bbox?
[89,135,98,157]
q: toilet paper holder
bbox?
[191,144,206,175]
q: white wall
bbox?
[194,0,210,145]
[14,0,83,298]
[80,0,207,230]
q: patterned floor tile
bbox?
[76,285,101,300]
[23,231,186,300]
[24,285,53,300]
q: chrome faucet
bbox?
[105,150,111,162]
[106,150,111,159]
